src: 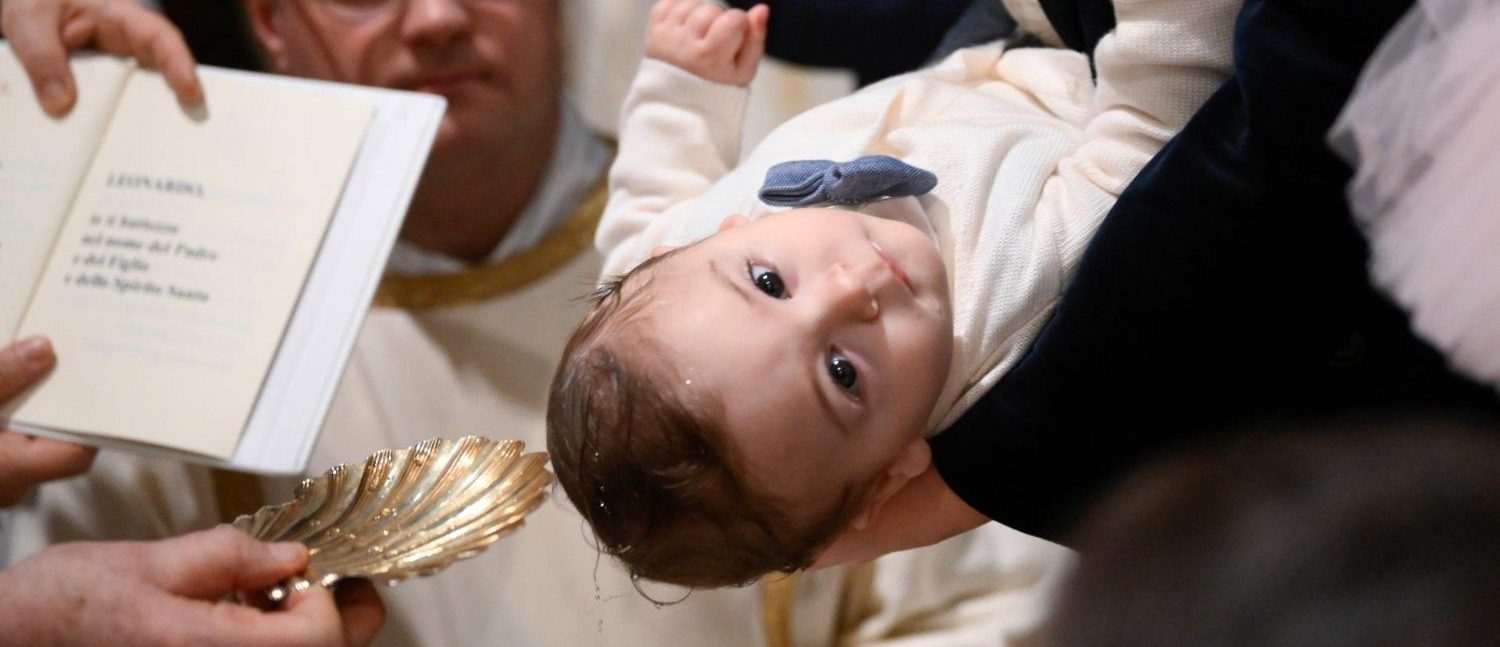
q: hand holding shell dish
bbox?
[233,436,550,601]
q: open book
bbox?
[0,44,445,474]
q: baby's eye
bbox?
[827,352,859,393]
[748,262,787,298]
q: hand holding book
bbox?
[0,0,202,115]
[0,336,95,507]
[0,44,446,473]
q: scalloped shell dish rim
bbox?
[232,436,552,601]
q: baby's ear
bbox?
[850,440,932,531]
[717,214,748,232]
[649,245,680,257]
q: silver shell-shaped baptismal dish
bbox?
[234,436,551,601]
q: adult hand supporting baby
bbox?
[1,0,202,116]
[810,465,986,569]
[0,336,96,508]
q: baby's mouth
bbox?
[871,242,914,294]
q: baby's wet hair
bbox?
[547,249,864,587]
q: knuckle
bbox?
[140,31,169,57]
[96,2,122,23]
[137,27,163,46]
[209,524,250,547]
[692,40,721,56]
[192,526,245,563]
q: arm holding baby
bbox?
[814,0,1245,568]
[595,0,769,276]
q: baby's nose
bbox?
[824,263,880,322]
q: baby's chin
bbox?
[858,198,939,245]
[863,203,953,308]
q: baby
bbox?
[547,0,1236,587]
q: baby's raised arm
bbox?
[595,1,769,276]
[646,0,768,86]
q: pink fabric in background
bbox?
[1331,0,1500,391]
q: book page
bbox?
[0,47,131,335]
[215,72,444,474]
[9,69,373,458]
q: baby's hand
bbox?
[645,0,769,86]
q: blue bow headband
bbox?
[758,155,938,207]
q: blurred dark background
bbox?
[157,0,261,71]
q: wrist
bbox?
[638,58,753,95]
[643,55,750,87]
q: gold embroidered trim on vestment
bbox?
[372,171,608,310]
[760,573,799,647]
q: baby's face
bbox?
[641,208,953,517]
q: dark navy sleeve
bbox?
[1037,0,1115,57]
[929,0,1499,544]
[727,0,1118,83]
